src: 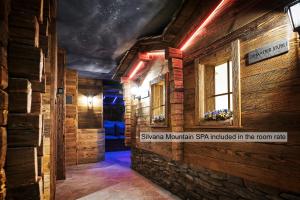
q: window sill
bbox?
[200,118,232,126]
[187,119,242,129]
[150,124,168,128]
[185,125,243,129]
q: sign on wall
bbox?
[248,39,289,65]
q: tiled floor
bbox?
[56,151,180,200]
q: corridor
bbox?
[1,0,300,199]
[56,151,179,200]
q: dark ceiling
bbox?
[57,0,182,79]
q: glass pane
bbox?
[215,95,228,110]
[215,63,228,95]
[230,94,233,111]
[229,61,233,92]
[290,4,300,29]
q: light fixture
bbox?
[285,0,300,33]
[129,61,144,79]
[112,96,118,104]
[87,96,93,108]
[180,0,230,51]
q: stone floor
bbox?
[56,151,180,200]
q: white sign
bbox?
[248,39,289,64]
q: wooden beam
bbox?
[8,78,32,113]
[0,109,8,126]
[0,90,8,111]
[7,113,42,147]
[7,113,42,130]
[8,43,44,81]
[0,127,7,169]
[7,177,43,199]
[6,147,38,187]
[0,66,8,89]
[56,48,66,180]
[231,39,241,127]
[9,15,39,47]
[31,77,46,93]
[31,92,42,113]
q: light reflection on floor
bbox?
[56,151,180,200]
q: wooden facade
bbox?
[0,0,58,199]
[64,76,105,166]
[115,0,300,198]
[65,69,78,166]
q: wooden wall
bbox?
[0,0,9,198]
[121,0,300,194]
[4,0,58,199]
[77,129,104,164]
[65,69,78,166]
[77,78,104,164]
[125,58,173,158]
[78,78,103,129]
[181,1,300,193]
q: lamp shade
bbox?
[285,0,300,32]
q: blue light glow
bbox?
[112,97,118,104]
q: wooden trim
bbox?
[195,41,241,128]
[195,59,204,124]
[149,73,169,127]
[231,39,242,127]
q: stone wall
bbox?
[131,147,300,200]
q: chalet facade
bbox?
[114,0,300,199]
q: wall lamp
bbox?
[87,96,94,108]
[285,0,300,33]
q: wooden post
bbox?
[65,69,78,166]
[56,48,66,180]
[0,0,9,198]
[231,40,241,127]
[166,47,184,162]
[122,79,132,146]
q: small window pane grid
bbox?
[213,61,232,111]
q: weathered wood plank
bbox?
[231,40,241,127]
[6,147,38,187]
[9,14,39,47]
[8,44,44,81]
[7,129,42,147]
[7,177,43,200]
[0,66,8,90]
[31,92,42,113]
[0,90,8,110]
[0,127,7,169]
[0,110,8,126]
[8,113,42,130]
[8,78,32,113]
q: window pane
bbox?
[215,63,228,95]
[230,94,233,111]
[151,80,166,124]
[215,95,228,110]
[229,61,233,92]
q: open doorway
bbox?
[103,80,129,152]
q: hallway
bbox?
[56,151,180,200]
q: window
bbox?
[213,61,232,111]
[195,39,241,127]
[150,75,167,125]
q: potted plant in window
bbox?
[152,114,166,125]
[204,109,233,125]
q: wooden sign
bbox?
[248,39,289,64]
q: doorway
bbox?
[103,80,129,152]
